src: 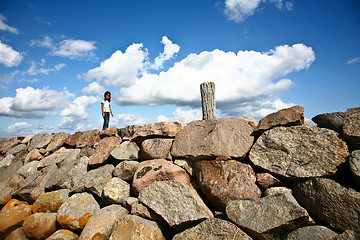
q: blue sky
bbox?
[0,0,359,137]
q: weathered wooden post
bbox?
[200,81,216,120]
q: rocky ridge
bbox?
[0,106,360,240]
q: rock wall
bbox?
[0,106,359,240]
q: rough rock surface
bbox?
[194,159,261,211]
[102,177,130,205]
[63,131,83,147]
[28,133,49,152]
[350,150,360,185]
[124,197,162,221]
[113,160,139,181]
[312,112,345,132]
[56,193,100,231]
[256,172,282,189]
[139,180,214,231]
[132,159,191,196]
[22,212,57,239]
[110,141,140,160]
[343,107,360,150]
[292,178,360,231]
[55,156,88,190]
[3,227,28,240]
[249,125,349,179]
[171,117,254,160]
[109,215,165,240]
[79,205,128,240]
[46,229,79,240]
[226,191,314,240]
[332,230,360,240]
[132,121,186,141]
[32,189,70,213]
[100,127,119,138]
[254,105,304,134]
[0,199,32,239]
[286,225,337,240]
[172,218,252,240]
[140,138,173,160]
[45,132,70,153]
[89,136,121,167]
[75,130,100,148]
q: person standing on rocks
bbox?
[101,91,114,130]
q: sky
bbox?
[0,0,359,137]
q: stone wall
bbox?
[0,106,359,240]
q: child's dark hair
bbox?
[104,91,111,102]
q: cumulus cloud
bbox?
[0,41,23,67]
[0,14,19,34]
[82,82,106,96]
[58,95,99,131]
[224,0,294,22]
[24,60,66,75]
[30,36,96,59]
[157,108,202,123]
[113,43,314,118]
[83,43,148,87]
[151,36,180,70]
[0,87,74,118]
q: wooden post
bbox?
[200,82,216,120]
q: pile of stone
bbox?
[0,106,359,240]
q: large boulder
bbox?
[226,191,314,239]
[57,193,100,231]
[172,218,252,240]
[76,129,100,148]
[171,117,254,160]
[0,156,23,205]
[292,178,360,231]
[79,205,128,240]
[286,225,337,240]
[312,112,345,133]
[45,132,70,153]
[350,150,360,185]
[254,105,304,135]
[102,177,130,205]
[27,133,49,152]
[0,199,32,239]
[249,125,349,179]
[63,131,83,147]
[22,213,57,239]
[132,121,186,142]
[72,164,114,197]
[55,156,88,190]
[109,215,165,240]
[6,144,27,157]
[194,159,261,211]
[110,141,141,160]
[32,189,70,213]
[132,159,190,196]
[100,127,119,139]
[139,180,214,231]
[140,138,173,160]
[343,107,360,150]
[88,136,121,167]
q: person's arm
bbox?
[101,103,105,117]
[110,104,114,117]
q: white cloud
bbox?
[224,0,294,22]
[113,43,314,118]
[112,113,149,128]
[0,87,74,118]
[0,41,23,67]
[83,43,148,87]
[58,95,99,131]
[151,36,180,70]
[30,36,96,59]
[24,60,66,75]
[157,108,202,123]
[0,14,19,34]
[0,71,18,83]
[347,57,360,65]
[82,82,106,96]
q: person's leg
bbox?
[103,112,110,130]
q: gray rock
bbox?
[110,141,141,160]
[45,132,70,153]
[0,157,23,205]
[194,160,261,211]
[171,117,255,160]
[17,161,41,178]
[292,178,360,231]
[113,160,139,181]
[123,197,162,221]
[56,192,100,231]
[102,177,130,205]
[350,150,360,186]
[6,144,27,157]
[343,107,360,150]
[312,112,345,132]
[55,156,88,190]
[79,205,128,240]
[0,154,15,168]
[46,229,79,240]
[249,126,349,179]
[172,218,252,240]
[226,191,314,240]
[139,180,213,231]
[28,133,49,151]
[40,147,80,168]
[72,164,114,197]
[286,225,337,240]
[36,134,53,150]
[109,215,165,240]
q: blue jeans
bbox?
[103,112,110,130]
